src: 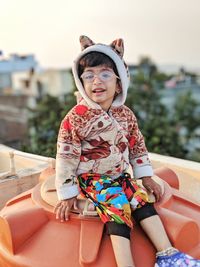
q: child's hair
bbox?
[78,51,119,77]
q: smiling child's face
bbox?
[81,65,121,111]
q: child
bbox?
[54,35,200,267]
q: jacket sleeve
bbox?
[127,110,153,179]
[55,114,81,200]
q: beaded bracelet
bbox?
[156,247,179,257]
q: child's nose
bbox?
[93,75,102,84]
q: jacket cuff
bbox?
[133,165,154,179]
[56,184,79,201]
[131,154,154,179]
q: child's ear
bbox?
[79,35,95,51]
[110,38,124,58]
[116,82,122,94]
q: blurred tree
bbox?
[24,93,76,157]
[126,80,186,158]
[173,91,200,161]
[173,91,200,140]
[23,70,77,157]
[23,61,200,162]
[187,148,200,162]
[138,55,157,80]
[135,56,170,88]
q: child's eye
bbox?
[84,73,94,80]
[101,72,111,79]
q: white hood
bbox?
[72,44,130,109]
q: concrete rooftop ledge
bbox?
[0,144,55,209]
[0,144,55,178]
[0,144,200,208]
[150,152,200,173]
[149,152,200,203]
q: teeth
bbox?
[93,89,105,93]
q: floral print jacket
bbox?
[55,99,153,200]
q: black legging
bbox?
[106,203,157,240]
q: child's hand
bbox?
[54,197,77,222]
[142,176,162,202]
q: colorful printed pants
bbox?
[78,173,152,228]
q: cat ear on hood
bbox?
[79,35,95,51]
[110,38,124,58]
[73,36,130,109]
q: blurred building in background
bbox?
[0,52,74,148]
[0,51,200,156]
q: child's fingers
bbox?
[154,190,160,202]
[54,202,68,221]
[153,185,162,202]
[73,198,78,210]
[143,177,162,202]
[60,205,70,222]
[54,202,61,213]
[64,206,70,221]
[57,205,64,221]
[54,198,77,221]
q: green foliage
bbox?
[126,56,200,162]
[172,91,200,161]
[23,93,76,157]
[125,81,186,158]
[187,148,200,162]
[134,56,170,88]
[173,91,200,138]
[23,58,200,162]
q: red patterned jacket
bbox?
[56,99,153,200]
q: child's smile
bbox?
[82,65,121,111]
[92,87,106,94]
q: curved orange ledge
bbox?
[0,167,200,267]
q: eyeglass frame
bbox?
[80,70,120,83]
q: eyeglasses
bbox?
[80,70,119,83]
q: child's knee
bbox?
[106,221,131,240]
[132,203,158,224]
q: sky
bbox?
[1,0,200,71]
